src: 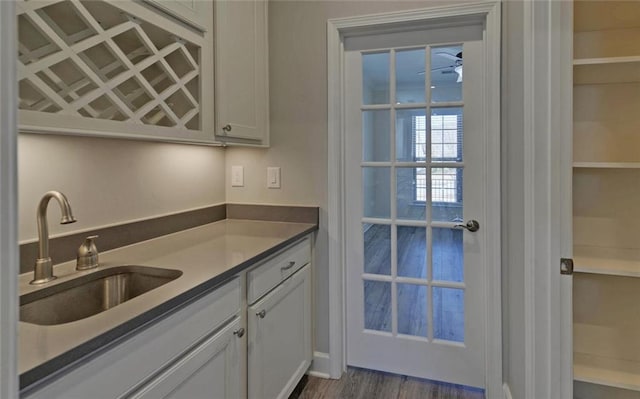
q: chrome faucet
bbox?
[30,191,76,285]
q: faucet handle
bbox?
[77,235,99,271]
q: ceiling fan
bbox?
[419,51,463,82]
[432,51,463,83]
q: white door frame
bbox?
[0,1,19,398]
[327,2,502,396]
[521,0,573,398]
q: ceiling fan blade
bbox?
[433,52,461,61]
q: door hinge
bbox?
[560,258,574,275]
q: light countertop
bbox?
[18,219,317,389]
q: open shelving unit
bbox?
[574,246,640,278]
[574,352,640,392]
[572,1,640,397]
[573,162,640,169]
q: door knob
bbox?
[256,309,266,318]
[454,220,480,232]
[233,328,245,338]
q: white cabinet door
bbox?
[22,279,240,399]
[214,0,269,144]
[144,0,211,32]
[17,0,215,144]
[248,265,311,399]
[130,317,244,399]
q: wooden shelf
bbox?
[573,59,640,85]
[574,352,640,392]
[574,56,640,66]
[573,162,640,169]
[574,246,640,278]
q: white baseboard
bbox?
[308,351,331,379]
[503,383,513,399]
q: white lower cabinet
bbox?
[22,237,313,399]
[130,318,243,399]
[22,278,242,399]
[248,265,312,399]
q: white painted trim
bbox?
[481,4,503,398]
[327,1,502,394]
[308,351,332,379]
[522,1,573,398]
[503,383,513,399]
[327,16,346,380]
[522,1,536,396]
[0,2,18,398]
[556,1,574,398]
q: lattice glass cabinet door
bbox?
[16,0,214,143]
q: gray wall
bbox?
[18,134,225,242]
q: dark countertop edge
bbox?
[19,224,318,392]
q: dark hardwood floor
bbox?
[362,223,464,341]
[311,207,473,399]
[290,368,484,399]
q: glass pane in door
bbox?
[396,108,427,162]
[397,167,426,220]
[398,283,427,337]
[362,52,390,105]
[396,48,426,104]
[431,107,463,163]
[397,225,427,278]
[431,45,462,103]
[431,167,463,222]
[364,280,391,332]
[363,167,390,218]
[363,110,390,162]
[433,287,464,342]
[363,224,391,275]
[432,228,463,282]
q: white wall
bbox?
[18,134,225,242]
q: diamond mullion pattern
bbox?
[134,24,199,120]
[23,7,136,119]
[19,17,134,80]
[17,0,202,131]
[69,0,143,117]
[18,41,100,116]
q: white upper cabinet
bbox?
[143,0,211,32]
[214,0,269,145]
[16,0,215,144]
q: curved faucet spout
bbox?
[31,191,76,285]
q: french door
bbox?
[344,25,490,389]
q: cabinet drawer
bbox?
[247,237,310,304]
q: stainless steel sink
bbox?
[20,265,182,326]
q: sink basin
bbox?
[20,265,182,326]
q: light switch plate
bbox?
[231,165,244,187]
[267,167,281,189]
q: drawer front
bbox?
[24,278,241,399]
[247,237,310,304]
